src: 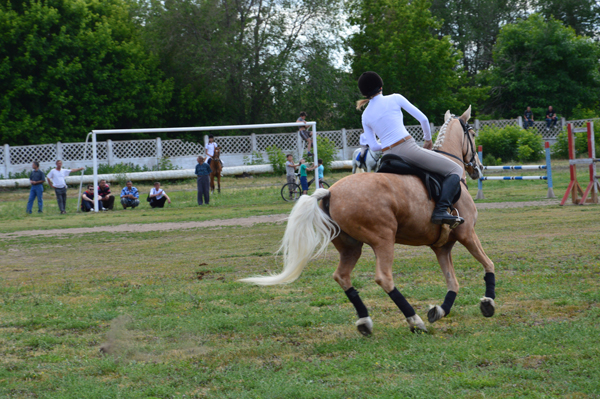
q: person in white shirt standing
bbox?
[46,160,84,214]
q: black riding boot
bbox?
[431,174,464,228]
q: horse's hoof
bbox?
[427,305,445,323]
[407,315,428,334]
[480,297,496,317]
[355,317,373,336]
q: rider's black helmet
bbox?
[358,71,383,97]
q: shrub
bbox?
[553,121,600,159]
[476,125,542,162]
[265,145,287,176]
[482,154,502,166]
[243,151,265,166]
[304,137,338,172]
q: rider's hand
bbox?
[423,140,433,150]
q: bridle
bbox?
[433,117,478,172]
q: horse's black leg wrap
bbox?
[388,288,416,318]
[344,287,369,318]
[484,273,496,299]
[440,291,457,315]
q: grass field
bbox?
[1,162,599,398]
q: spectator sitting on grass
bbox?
[98,179,115,210]
[81,185,97,212]
[149,182,171,208]
[120,180,140,209]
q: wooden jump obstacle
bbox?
[560,122,599,205]
[476,142,555,200]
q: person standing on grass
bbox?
[148,182,171,208]
[195,156,211,205]
[120,180,140,209]
[285,154,300,198]
[316,158,325,188]
[26,161,45,214]
[299,159,318,195]
[46,160,84,214]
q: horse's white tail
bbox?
[239,188,340,285]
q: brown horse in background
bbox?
[241,106,496,335]
[209,147,222,193]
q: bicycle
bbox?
[281,173,330,202]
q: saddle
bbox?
[376,154,461,204]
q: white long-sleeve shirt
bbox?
[361,94,431,151]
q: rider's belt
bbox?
[381,135,412,152]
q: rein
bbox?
[433,118,477,168]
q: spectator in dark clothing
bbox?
[546,106,558,128]
[81,185,96,212]
[523,106,534,129]
[98,179,115,210]
[26,161,45,214]
[195,156,211,205]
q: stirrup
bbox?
[431,208,464,229]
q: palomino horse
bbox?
[351,147,379,173]
[209,148,222,194]
[241,107,496,335]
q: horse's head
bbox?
[213,147,221,160]
[438,106,482,180]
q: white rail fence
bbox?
[0,118,587,178]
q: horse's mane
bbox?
[432,115,454,150]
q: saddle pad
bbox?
[376,154,461,204]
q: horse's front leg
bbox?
[429,241,459,323]
[372,240,427,333]
[460,232,496,317]
[210,175,215,193]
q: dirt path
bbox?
[0,200,561,238]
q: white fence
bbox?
[0,118,590,178]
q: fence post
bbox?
[156,137,162,170]
[430,122,435,138]
[545,141,555,198]
[341,129,348,159]
[297,131,303,159]
[561,117,566,130]
[3,144,9,178]
[517,116,523,128]
[475,119,480,132]
[106,140,113,166]
[204,135,209,153]
[476,145,485,200]
[56,141,63,161]
[251,133,257,153]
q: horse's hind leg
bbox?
[331,233,372,336]
[217,174,221,194]
[372,241,427,333]
[429,241,459,323]
[460,232,496,317]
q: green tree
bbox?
[429,0,528,77]
[348,0,488,124]
[0,0,174,145]
[533,0,600,37]
[140,0,346,129]
[481,14,600,118]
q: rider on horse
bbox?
[357,71,464,227]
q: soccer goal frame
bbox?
[87,121,319,212]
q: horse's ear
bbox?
[444,110,452,122]
[459,105,472,123]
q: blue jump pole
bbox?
[545,141,556,198]
[475,145,485,199]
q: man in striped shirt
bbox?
[120,180,140,209]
